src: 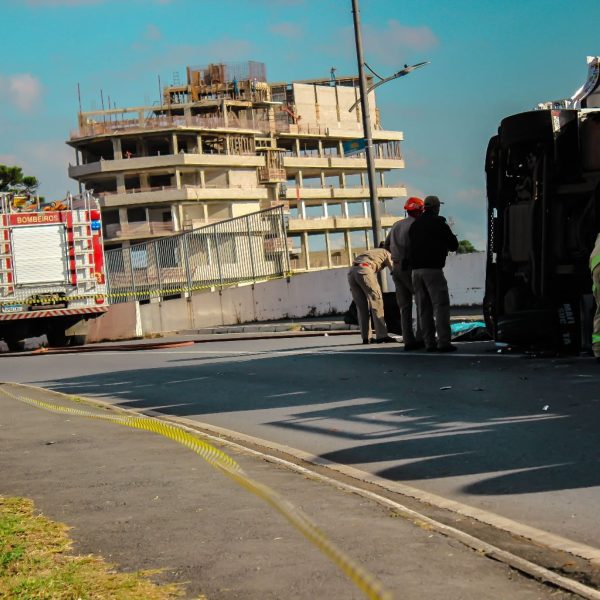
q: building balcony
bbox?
[276,123,403,142]
[69,153,264,178]
[282,155,404,175]
[97,185,269,207]
[70,114,269,140]
[287,214,399,232]
[285,185,406,201]
[104,220,176,241]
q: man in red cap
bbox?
[384,197,425,350]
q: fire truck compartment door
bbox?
[11,224,69,285]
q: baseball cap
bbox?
[424,195,444,208]
[404,197,424,211]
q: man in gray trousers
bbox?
[409,195,459,352]
[385,197,425,351]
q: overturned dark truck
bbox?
[484,88,600,352]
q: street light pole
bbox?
[351,0,382,250]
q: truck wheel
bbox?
[4,335,25,352]
[46,329,68,348]
[67,335,86,347]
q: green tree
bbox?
[457,239,477,254]
[0,164,39,194]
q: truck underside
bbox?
[484,109,600,352]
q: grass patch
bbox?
[0,496,185,599]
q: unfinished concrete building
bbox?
[67,61,406,269]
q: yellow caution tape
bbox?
[0,383,392,600]
[0,272,295,307]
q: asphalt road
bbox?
[2,335,599,555]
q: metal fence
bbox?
[105,206,290,303]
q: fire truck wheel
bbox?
[46,328,68,348]
[4,335,25,353]
[68,335,86,347]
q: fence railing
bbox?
[105,205,290,303]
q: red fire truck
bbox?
[0,191,108,351]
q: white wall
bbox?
[93,252,485,339]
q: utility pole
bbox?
[351,0,382,250]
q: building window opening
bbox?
[127,207,147,223]
[125,175,141,191]
[147,138,170,156]
[148,174,173,189]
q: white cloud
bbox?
[26,0,104,5]
[3,141,74,198]
[270,21,303,39]
[364,20,438,66]
[0,73,43,113]
[27,0,172,4]
[144,24,162,41]
[0,154,19,166]
[122,37,255,78]
[455,187,485,208]
[325,20,438,67]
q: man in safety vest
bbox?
[348,246,397,344]
[590,232,600,359]
[384,197,425,351]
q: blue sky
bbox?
[1,0,599,248]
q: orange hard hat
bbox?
[404,197,424,212]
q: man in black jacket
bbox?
[409,195,459,352]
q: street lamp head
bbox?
[348,60,431,113]
[394,61,431,78]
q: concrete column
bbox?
[338,140,344,157]
[140,173,149,191]
[297,171,303,187]
[196,134,203,154]
[339,173,345,187]
[75,148,80,166]
[198,170,205,188]
[171,133,179,155]
[325,232,332,268]
[170,205,179,230]
[112,138,123,160]
[174,169,181,189]
[221,99,228,126]
[299,199,307,219]
[360,172,366,186]
[118,207,128,225]
[380,171,385,186]
[202,203,208,221]
[344,230,352,262]
[318,139,323,158]
[342,201,349,218]
[116,174,125,193]
[301,232,310,270]
[363,201,369,218]
[320,171,326,187]
[177,204,185,231]
[323,202,329,218]
[295,138,301,157]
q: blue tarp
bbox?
[450,321,491,341]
